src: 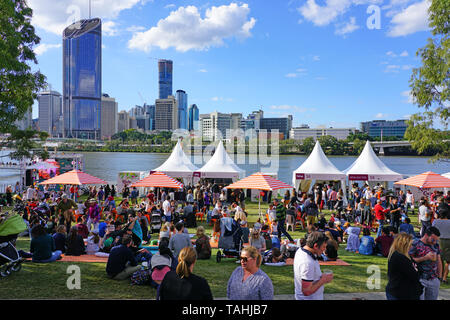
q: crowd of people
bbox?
[1,178,449,301]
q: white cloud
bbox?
[164,4,176,9]
[313,55,320,61]
[399,50,409,57]
[401,90,414,104]
[102,20,118,36]
[126,25,146,33]
[198,69,208,73]
[375,112,388,118]
[387,0,431,37]
[298,0,352,26]
[269,105,316,113]
[211,97,233,102]
[27,0,143,35]
[128,3,256,52]
[384,64,401,73]
[335,16,359,36]
[297,0,381,27]
[285,73,298,78]
[35,43,62,56]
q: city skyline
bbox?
[29,0,432,129]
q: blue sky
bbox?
[28,0,432,128]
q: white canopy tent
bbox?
[151,139,199,182]
[194,140,245,182]
[443,172,450,179]
[292,140,348,204]
[344,141,403,187]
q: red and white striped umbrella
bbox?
[394,171,450,189]
[226,172,293,191]
[39,170,107,185]
[130,171,183,189]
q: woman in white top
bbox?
[405,190,415,214]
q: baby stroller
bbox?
[0,212,27,277]
[150,210,162,234]
[216,217,243,263]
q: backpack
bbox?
[131,268,151,285]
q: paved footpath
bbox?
[216,288,450,300]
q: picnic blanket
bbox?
[26,254,109,263]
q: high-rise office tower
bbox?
[176,90,187,130]
[100,94,118,140]
[155,96,178,131]
[38,90,63,137]
[63,18,102,139]
[158,59,173,99]
[188,104,199,131]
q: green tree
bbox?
[301,137,315,154]
[406,0,449,162]
[0,1,47,158]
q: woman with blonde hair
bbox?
[385,232,423,300]
[159,247,213,300]
[249,229,266,254]
[227,246,274,300]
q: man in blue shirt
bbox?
[106,235,140,280]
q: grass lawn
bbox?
[1,199,448,299]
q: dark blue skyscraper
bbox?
[63,18,102,139]
[158,59,173,99]
[176,90,187,130]
[188,104,199,131]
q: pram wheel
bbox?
[216,251,222,263]
[0,265,11,277]
[11,262,21,272]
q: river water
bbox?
[1,151,448,187]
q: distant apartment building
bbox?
[260,115,293,140]
[38,90,63,137]
[360,120,407,138]
[155,96,178,131]
[199,111,234,141]
[290,126,356,141]
[117,110,130,132]
[100,94,118,140]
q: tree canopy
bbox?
[406,0,449,162]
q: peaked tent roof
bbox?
[443,172,450,179]
[292,141,346,184]
[39,170,107,185]
[152,140,199,178]
[196,140,245,179]
[227,172,293,191]
[395,171,450,189]
[130,171,183,189]
[344,141,403,181]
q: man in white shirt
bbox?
[162,196,172,223]
[405,190,415,214]
[293,231,333,300]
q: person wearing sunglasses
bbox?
[226,246,274,300]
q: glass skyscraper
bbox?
[176,90,187,130]
[158,59,173,99]
[63,18,102,139]
[188,104,199,131]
